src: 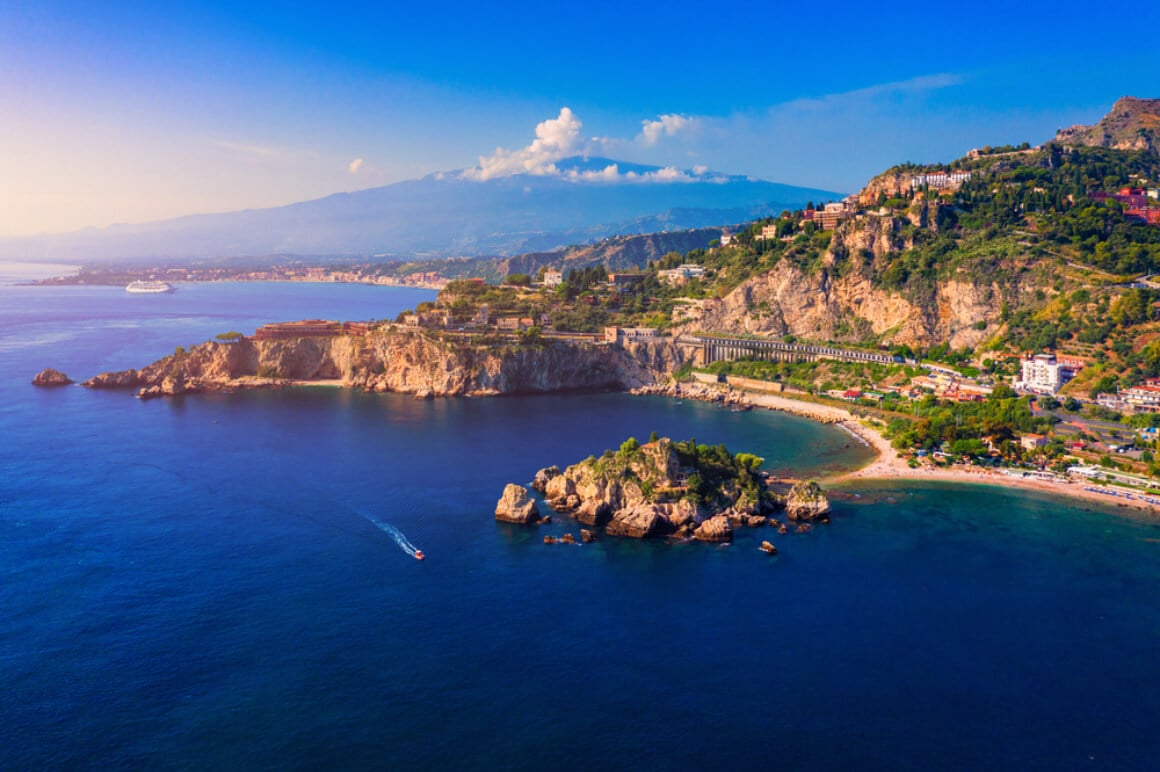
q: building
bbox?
[1020,434,1049,451]
[757,223,780,241]
[494,317,533,332]
[657,264,707,285]
[405,310,451,329]
[1016,353,1070,394]
[342,321,372,336]
[604,326,660,344]
[253,320,344,340]
[814,202,854,230]
[542,270,564,287]
[910,170,972,190]
[719,232,734,247]
[608,273,645,291]
[1118,381,1160,413]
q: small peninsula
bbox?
[496,436,831,547]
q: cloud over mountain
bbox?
[468,107,585,180]
[467,108,716,185]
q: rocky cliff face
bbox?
[1055,97,1160,153]
[83,330,684,398]
[684,211,1022,348]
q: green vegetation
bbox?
[884,390,1055,456]
[588,436,768,509]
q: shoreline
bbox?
[645,383,1160,518]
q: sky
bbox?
[1,0,1158,237]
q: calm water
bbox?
[2,267,1159,770]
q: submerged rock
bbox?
[495,484,541,524]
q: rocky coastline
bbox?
[52,329,684,400]
[495,436,831,552]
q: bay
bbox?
[2,272,1159,769]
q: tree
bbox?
[619,437,641,455]
[990,383,1018,401]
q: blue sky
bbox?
[1,0,1157,235]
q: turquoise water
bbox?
[2,272,1159,769]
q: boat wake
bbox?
[360,513,423,559]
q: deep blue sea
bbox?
[3,264,1160,770]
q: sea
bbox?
[2,263,1160,770]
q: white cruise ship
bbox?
[126,280,176,294]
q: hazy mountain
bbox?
[0,158,841,263]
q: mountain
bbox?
[1055,96,1160,153]
[0,158,840,263]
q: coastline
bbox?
[650,383,1160,518]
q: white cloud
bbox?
[564,163,623,182]
[467,107,584,180]
[209,139,288,160]
[348,158,364,174]
[638,114,698,146]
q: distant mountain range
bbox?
[0,157,841,264]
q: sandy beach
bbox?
[728,390,1160,516]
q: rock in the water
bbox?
[84,369,140,389]
[759,541,778,555]
[32,368,73,386]
[785,480,832,522]
[580,529,596,543]
[544,475,578,512]
[531,466,561,493]
[559,533,576,544]
[575,499,612,527]
[543,535,558,544]
[605,504,673,538]
[495,483,541,524]
[693,515,733,542]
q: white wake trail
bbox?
[361,513,420,557]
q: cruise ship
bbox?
[125,280,175,294]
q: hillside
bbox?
[651,102,1160,365]
[1055,96,1160,153]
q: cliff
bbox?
[1055,97,1160,153]
[686,209,1025,348]
[81,329,685,398]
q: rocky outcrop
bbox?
[495,484,541,524]
[32,368,72,386]
[693,515,732,542]
[1055,97,1160,153]
[84,368,141,389]
[531,466,561,493]
[606,504,676,538]
[785,481,832,522]
[682,216,1017,349]
[513,436,792,544]
[759,541,778,555]
[77,329,685,399]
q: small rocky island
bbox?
[495,436,831,549]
